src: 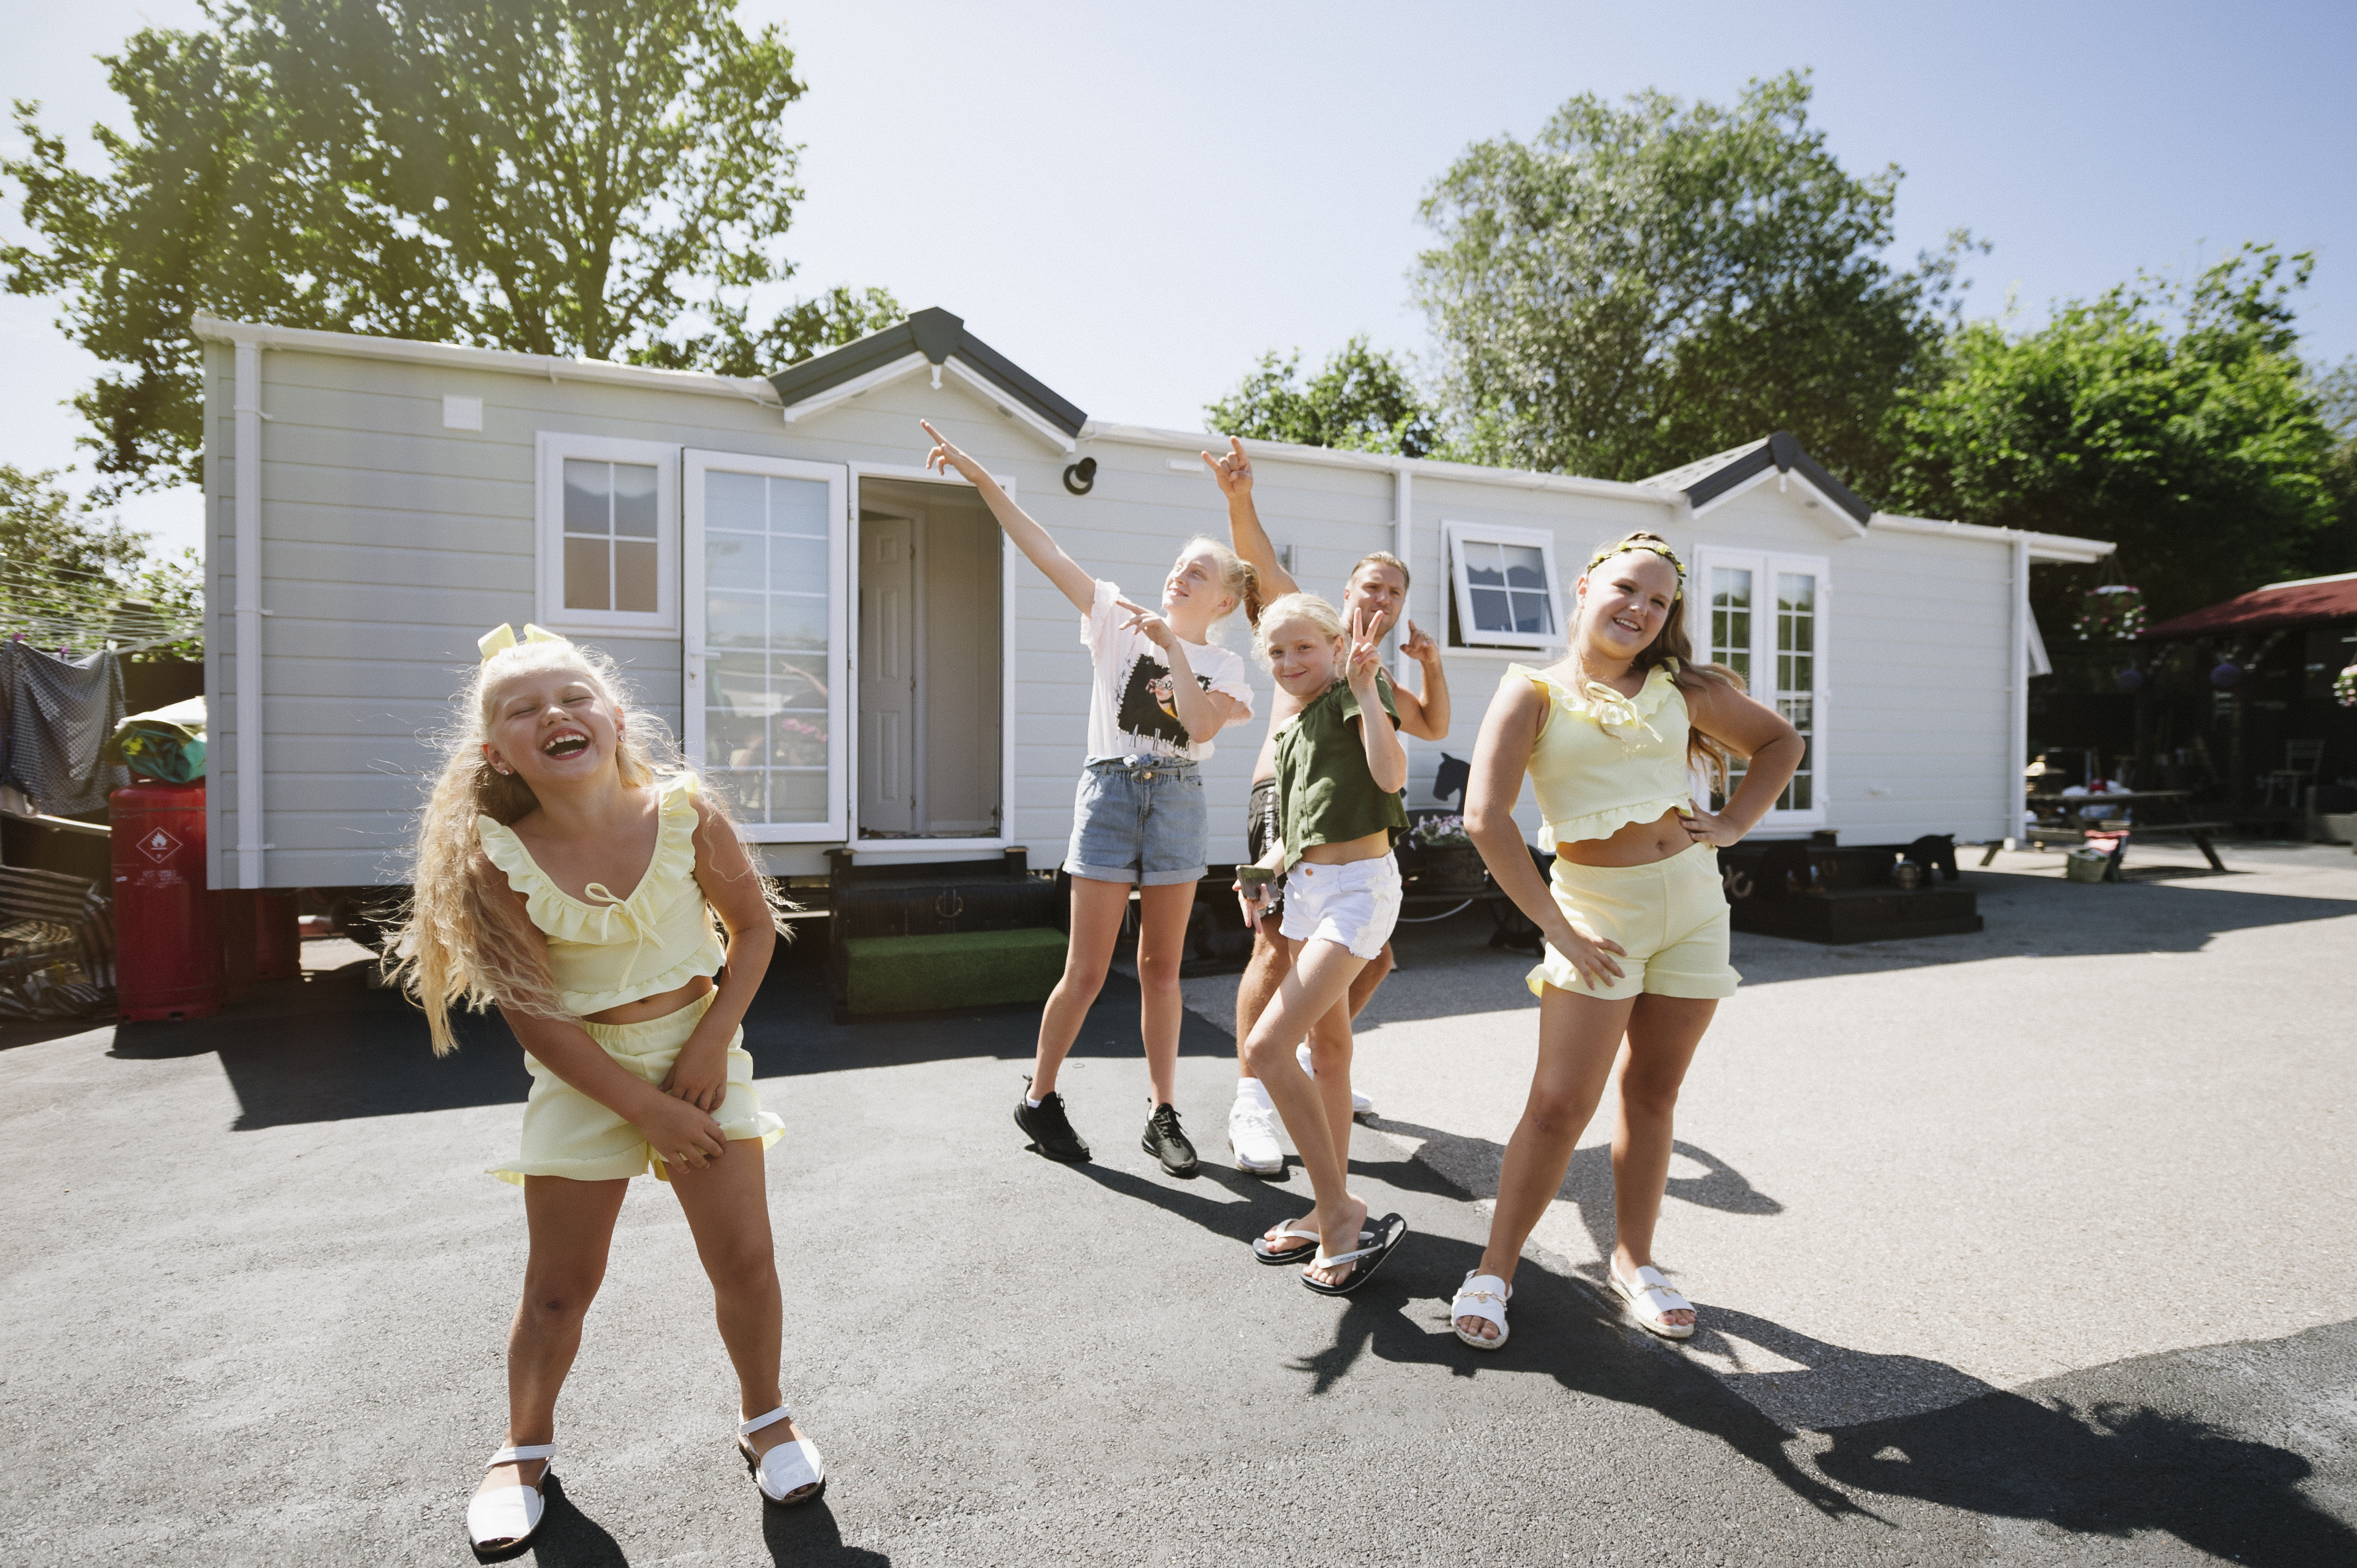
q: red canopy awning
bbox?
[2144,573,2357,639]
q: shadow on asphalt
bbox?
[1073,1150,1865,1519]
[762,1497,890,1566]
[1357,872,2357,1021]
[1118,1113,2357,1565]
[102,943,1228,1132]
[1815,1318,2357,1567]
[521,1474,627,1565]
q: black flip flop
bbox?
[1300,1213,1408,1296]
[1253,1221,1375,1267]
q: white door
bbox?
[682,451,849,842]
[857,512,921,833]
[1694,548,1829,828]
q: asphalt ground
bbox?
[2,839,2353,1565]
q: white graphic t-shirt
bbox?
[1080,578,1255,762]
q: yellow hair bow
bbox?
[477,622,568,661]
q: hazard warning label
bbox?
[138,827,183,864]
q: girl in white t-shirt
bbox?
[923,420,1258,1176]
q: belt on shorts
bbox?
[1085,755,1198,781]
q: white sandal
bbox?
[739,1404,826,1507]
[466,1443,554,1557]
[1451,1271,1512,1350]
[1612,1263,1695,1339]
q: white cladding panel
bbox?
[208,332,2026,886]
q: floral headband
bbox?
[1586,539,1686,601]
[477,622,569,661]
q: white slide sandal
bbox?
[739,1404,827,1508]
[1451,1271,1512,1350]
[466,1443,554,1559]
[1612,1264,1696,1339]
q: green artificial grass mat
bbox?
[842,926,1068,1015]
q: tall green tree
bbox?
[1412,70,1965,492]
[1204,336,1444,458]
[1887,245,2336,628]
[2306,356,2357,584]
[3,0,899,497]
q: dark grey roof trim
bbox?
[1681,431,1872,525]
[766,307,1087,438]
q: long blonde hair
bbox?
[1579,531,1747,790]
[1177,536,1265,634]
[384,638,787,1056]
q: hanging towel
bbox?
[0,642,129,816]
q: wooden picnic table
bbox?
[1982,788,2229,874]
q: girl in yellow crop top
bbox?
[1450,534,1802,1356]
[387,625,822,1552]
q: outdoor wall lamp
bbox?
[1062,456,1098,495]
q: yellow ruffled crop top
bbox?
[1505,661,1695,847]
[476,774,724,1016]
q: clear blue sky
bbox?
[6,0,2352,562]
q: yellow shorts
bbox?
[490,989,784,1185]
[1526,841,1740,1002]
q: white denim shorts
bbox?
[1279,853,1402,961]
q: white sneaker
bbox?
[1228,1087,1285,1175]
[1296,1040,1375,1116]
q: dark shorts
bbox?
[1245,777,1284,923]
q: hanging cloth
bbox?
[0,641,129,815]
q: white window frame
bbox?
[682,450,850,843]
[1690,547,1830,830]
[535,431,680,637]
[1443,520,1570,653]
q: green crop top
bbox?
[1506,660,1695,847]
[477,773,724,1016]
[1271,678,1408,872]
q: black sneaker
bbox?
[1142,1103,1200,1178]
[1014,1089,1091,1163]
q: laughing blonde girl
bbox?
[389,624,822,1556]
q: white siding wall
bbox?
[208,335,2024,888]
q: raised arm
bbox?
[1389,618,1453,741]
[1345,611,1408,795]
[924,419,1096,613]
[1464,676,1626,991]
[1201,437,1297,599]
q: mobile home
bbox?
[194,307,2111,895]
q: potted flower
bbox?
[2337,663,2357,709]
[1398,812,1489,897]
[2074,584,2147,641]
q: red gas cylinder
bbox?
[112,779,223,1021]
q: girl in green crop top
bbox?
[1449,533,1802,1353]
[1233,594,1413,1296]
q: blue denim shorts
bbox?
[1065,756,1207,886]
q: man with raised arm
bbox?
[1201,438,1452,1174]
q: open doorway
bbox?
[855,477,1003,839]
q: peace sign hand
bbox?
[921,419,981,482]
[1343,607,1382,696]
[1200,436,1254,498]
